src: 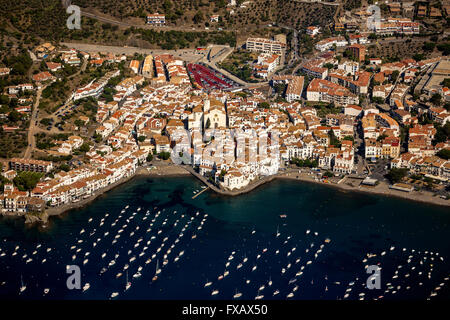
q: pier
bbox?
[192,187,210,199]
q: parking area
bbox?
[187,63,241,92]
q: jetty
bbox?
[192,187,210,199]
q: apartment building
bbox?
[9,158,53,173]
[246,38,286,55]
[306,78,359,106]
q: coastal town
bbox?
[0,0,450,221]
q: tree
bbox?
[323,171,334,178]
[40,118,52,126]
[205,118,211,129]
[137,135,146,142]
[59,163,71,172]
[430,93,442,106]
[0,95,9,105]
[78,143,90,153]
[385,168,408,184]
[8,110,21,123]
[433,123,450,144]
[437,42,450,55]
[93,133,102,143]
[146,154,153,162]
[436,149,450,160]
[258,102,270,109]
[328,130,341,148]
[343,136,354,142]
[13,172,43,191]
[377,133,388,142]
[219,169,226,180]
[158,151,171,160]
[422,42,436,52]
[74,119,85,127]
[372,97,384,104]
[193,11,204,24]
[391,70,400,82]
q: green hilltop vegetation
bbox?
[0,0,339,50]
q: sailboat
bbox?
[152,260,160,281]
[125,271,131,291]
[19,275,26,294]
[204,280,212,287]
[276,225,280,237]
[82,283,90,292]
[255,288,264,300]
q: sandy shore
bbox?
[136,163,191,177]
[276,171,450,207]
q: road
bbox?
[61,42,208,63]
[24,85,46,159]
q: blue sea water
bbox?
[0,176,449,300]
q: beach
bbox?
[277,171,450,208]
[180,164,450,208]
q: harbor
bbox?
[0,176,449,300]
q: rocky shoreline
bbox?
[3,162,448,226]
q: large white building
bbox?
[246,38,286,55]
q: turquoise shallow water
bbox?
[0,176,449,300]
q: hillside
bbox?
[72,0,338,33]
[0,0,338,50]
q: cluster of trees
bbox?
[385,168,408,184]
[437,42,450,56]
[37,154,73,162]
[58,163,71,172]
[328,130,341,148]
[2,0,67,41]
[158,151,171,160]
[2,50,32,76]
[13,171,43,191]
[132,28,236,50]
[436,149,450,160]
[290,158,318,168]
[0,130,27,158]
[433,122,450,145]
[75,143,90,154]
[220,62,253,82]
[314,103,341,118]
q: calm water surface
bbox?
[0,176,449,300]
